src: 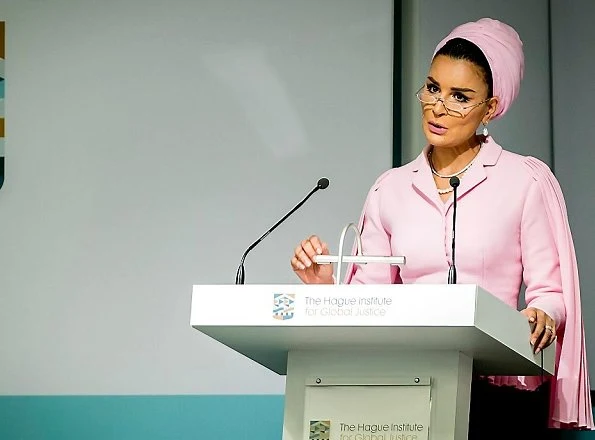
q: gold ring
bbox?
[545,325,554,332]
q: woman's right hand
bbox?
[291,235,334,284]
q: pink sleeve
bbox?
[521,179,566,327]
[523,157,593,429]
[344,178,400,285]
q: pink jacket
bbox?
[344,136,593,429]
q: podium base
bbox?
[282,350,473,440]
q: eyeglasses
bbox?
[415,85,490,118]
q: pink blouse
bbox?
[344,136,593,429]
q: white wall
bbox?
[551,0,595,380]
[401,0,552,164]
[0,0,393,394]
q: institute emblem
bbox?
[309,420,330,440]
[273,293,295,320]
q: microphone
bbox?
[235,177,330,284]
[447,176,460,284]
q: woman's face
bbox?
[420,55,497,149]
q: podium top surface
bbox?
[190,284,554,376]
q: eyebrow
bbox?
[427,76,477,93]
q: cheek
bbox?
[461,115,483,134]
[459,118,479,131]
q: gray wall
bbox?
[551,0,595,380]
[2,0,594,397]
[0,0,393,394]
[402,0,595,381]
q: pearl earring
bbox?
[482,122,489,137]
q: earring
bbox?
[482,122,489,137]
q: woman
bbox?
[290,18,593,434]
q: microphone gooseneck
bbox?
[447,176,460,284]
[235,177,330,285]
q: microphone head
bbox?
[317,177,330,190]
[449,176,460,188]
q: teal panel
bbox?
[0,394,592,439]
[0,395,284,440]
[564,431,595,439]
[0,79,4,99]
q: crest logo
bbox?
[273,293,295,320]
[309,420,330,440]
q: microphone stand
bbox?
[448,176,460,284]
[235,178,329,284]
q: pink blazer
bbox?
[344,136,593,429]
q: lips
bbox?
[428,121,447,135]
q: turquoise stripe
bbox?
[0,395,593,439]
[0,395,284,440]
[0,78,4,99]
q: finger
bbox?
[295,246,313,268]
[521,308,537,326]
[521,309,537,336]
[293,243,311,267]
[308,236,324,255]
[291,256,306,271]
[535,324,556,353]
[321,242,330,255]
[544,323,557,348]
[531,311,546,349]
[293,245,306,267]
[549,323,557,345]
[299,240,319,268]
[533,314,558,354]
[302,239,319,259]
[294,240,315,266]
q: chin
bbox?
[424,130,450,147]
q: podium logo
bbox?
[309,420,330,440]
[273,293,295,320]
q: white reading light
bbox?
[313,222,406,284]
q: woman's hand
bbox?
[291,235,334,284]
[520,307,557,354]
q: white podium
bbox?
[190,284,554,440]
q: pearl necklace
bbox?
[429,144,482,194]
[437,186,454,195]
[429,146,481,178]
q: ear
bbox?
[483,96,499,124]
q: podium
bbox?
[190,284,554,440]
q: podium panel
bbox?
[303,376,431,440]
[190,284,554,440]
[286,350,468,440]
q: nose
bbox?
[432,98,447,116]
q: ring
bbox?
[545,325,554,333]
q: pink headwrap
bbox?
[433,18,524,120]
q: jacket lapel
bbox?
[411,137,503,211]
[411,146,443,210]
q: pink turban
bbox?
[433,18,524,120]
